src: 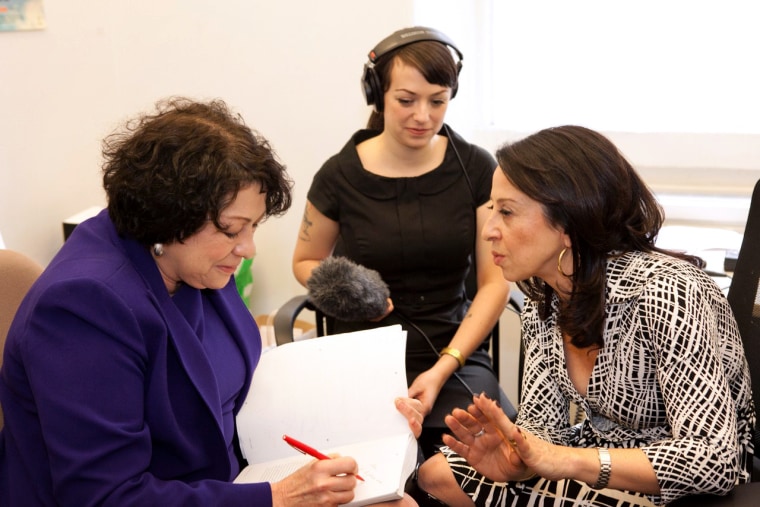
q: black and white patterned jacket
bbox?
[517,250,755,505]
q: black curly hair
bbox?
[102,97,292,246]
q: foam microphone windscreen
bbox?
[306,256,390,321]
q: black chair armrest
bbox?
[272,295,312,346]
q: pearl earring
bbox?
[152,243,164,257]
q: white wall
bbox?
[0,0,415,317]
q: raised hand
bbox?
[441,394,533,482]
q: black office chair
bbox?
[726,178,760,481]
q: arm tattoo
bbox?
[298,206,314,241]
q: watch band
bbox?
[589,447,612,490]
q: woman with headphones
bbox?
[293,26,510,459]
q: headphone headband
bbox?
[368,26,464,64]
[362,26,463,112]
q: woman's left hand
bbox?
[443,394,565,483]
[395,397,425,439]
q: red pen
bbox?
[283,434,364,481]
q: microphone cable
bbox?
[391,309,476,398]
[392,295,523,399]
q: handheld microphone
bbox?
[306,256,390,321]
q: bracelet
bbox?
[588,447,611,490]
[440,347,465,369]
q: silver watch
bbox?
[589,447,611,490]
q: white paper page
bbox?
[236,325,411,464]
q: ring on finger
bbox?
[473,428,486,438]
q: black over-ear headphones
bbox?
[362,26,464,112]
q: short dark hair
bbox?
[496,125,702,348]
[102,97,292,245]
[366,40,459,131]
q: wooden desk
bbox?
[669,482,760,506]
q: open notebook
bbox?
[235,325,418,506]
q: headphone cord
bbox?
[396,124,473,398]
[443,123,475,208]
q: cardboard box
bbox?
[255,313,316,351]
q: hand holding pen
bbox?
[269,439,361,507]
[283,434,364,481]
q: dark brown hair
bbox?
[102,97,292,246]
[366,40,459,131]
[496,125,703,348]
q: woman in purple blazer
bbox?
[0,98,422,506]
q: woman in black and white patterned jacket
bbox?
[413,125,755,507]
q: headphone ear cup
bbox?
[451,61,462,99]
[362,63,384,112]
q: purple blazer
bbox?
[0,211,272,506]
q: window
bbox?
[488,0,760,135]
[415,0,760,229]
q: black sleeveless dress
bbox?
[307,125,501,456]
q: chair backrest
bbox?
[726,178,760,475]
[0,249,44,429]
[271,294,317,347]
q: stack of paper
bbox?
[235,325,418,506]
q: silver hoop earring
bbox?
[557,248,573,277]
[152,243,164,257]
